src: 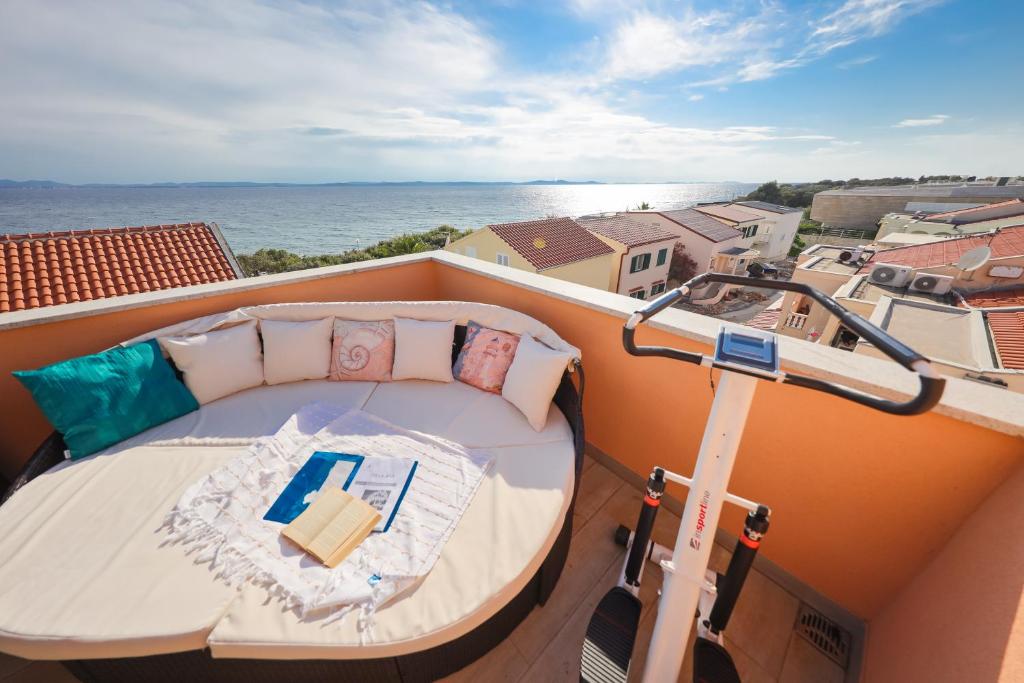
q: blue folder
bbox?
[263,451,364,524]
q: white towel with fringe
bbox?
[163,403,493,628]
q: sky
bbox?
[0,0,1021,184]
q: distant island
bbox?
[0,179,607,189]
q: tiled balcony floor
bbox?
[442,456,858,683]
[0,457,858,683]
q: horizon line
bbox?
[0,178,763,188]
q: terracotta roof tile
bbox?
[487,217,615,270]
[960,287,1024,308]
[578,215,678,248]
[986,311,1024,370]
[745,307,782,331]
[957,287,1024,370]
[860,225,1024,270]
[0,223,241,313]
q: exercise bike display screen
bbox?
[714,325,780,376]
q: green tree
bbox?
[745,180,784,204]
[237,225,470,276]
[789,234,807,257]
[635,201,653,210]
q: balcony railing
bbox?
[0,249,1021,681]
[784,312,808,329]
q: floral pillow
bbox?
[329,320,395,382]
[453,321,520,393]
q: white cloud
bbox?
[603,10,766,81]
[812,0,944,52]
[838,54,878,68]
[894,114,950,128]
[0,0,1005,185]
[603,0,942,89]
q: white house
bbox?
[732,200,803,260]
[577,215,679,300]
[690,201,801,261]
[625,209,749,275]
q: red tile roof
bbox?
[986,311,1024,370]
[745,307,781,331]
[958,288,1024,370]
[860,225,1024,271]
[577,215,678,248]
[0,223,241,313]
[487,217,614,271]
[960,287,1024,308]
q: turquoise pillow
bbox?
[14,339,199,459]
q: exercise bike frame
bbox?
[621,273,945,683]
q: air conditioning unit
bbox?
[837,249,860,263]
[868,263,913,287]
[908,272,954,295]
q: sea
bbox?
[0,182,757,256]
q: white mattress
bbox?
[0,379,575,661]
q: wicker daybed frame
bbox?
[0,324,586,683]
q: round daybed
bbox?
[0,302,585,683]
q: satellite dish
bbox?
[957,246,991,272]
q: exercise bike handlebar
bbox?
[623,273,946,416]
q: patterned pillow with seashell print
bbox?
[329,319,395,382]
[453,321,520,394]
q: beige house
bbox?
[856,294,1024,392]
[775,245,862,339]
[577,215,678,299]
[445,217,615,291]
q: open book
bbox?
[265,451,417,533]
[281,487,382,568]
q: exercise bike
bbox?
[579,273,945,683]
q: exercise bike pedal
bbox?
[693,636,742,683]
[580,587,642,683]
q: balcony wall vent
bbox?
[794,604,851,669]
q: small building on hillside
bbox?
[0,222,243,313]
[577,215,677,299]
[445,217,615,291]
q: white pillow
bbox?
[391,317,456,383]
[261,317,333,385]
[502,334,572,431]
[160,320,264,404]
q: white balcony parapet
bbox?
[0,249,1021,437]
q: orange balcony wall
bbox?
[0,251,1021,681]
